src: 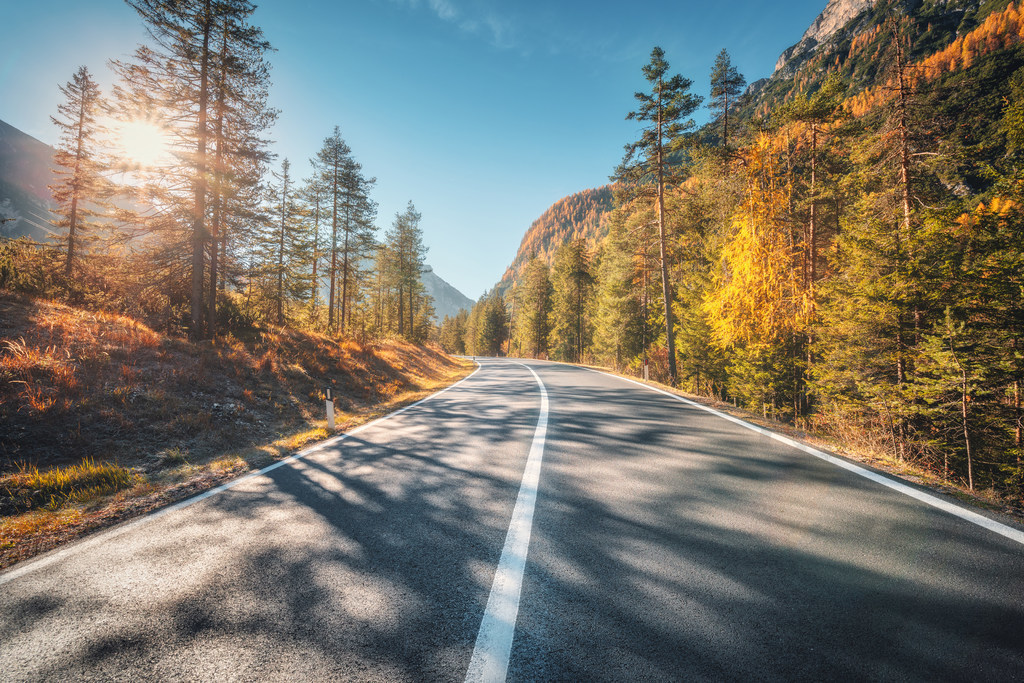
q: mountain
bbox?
[0,119,56,241]
[747,0,1022,114]
[497,185,615,291]
[773,0,874,77]
[494,0,1024,293]
[421,265,474,320]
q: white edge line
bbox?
[582,366,1024,548]
[465,361,549,683]
[0,361,483,586]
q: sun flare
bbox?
[118,120,170,167]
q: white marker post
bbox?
[325,386,335,431]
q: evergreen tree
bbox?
[549,239,594,363]
[312,127,377,334]
[708,48,745,149]
[111,0,275,338]
[591,211,646,371]
[439,310,468,355]
[515,256,552,358]
[50,66,107,278]
[262,159,309,325]
[384,202,430,340]
[613,46,702,385]
[778,73,847,414]
[205,9,276,336]
[337,147,377,334]
[815,15,937,459]
[469,291,508,357]
[299,171,329,327]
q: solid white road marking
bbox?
[465,361,549,683]
[0,363,483,587]
[589,367,1024,548]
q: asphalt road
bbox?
[1,358,1023,681]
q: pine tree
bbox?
[384,202,430,340]
[311,127,377,334]
[262,159,309,325]
[514,256,552,358]
[549,239,593,363]
[337,151,377,335]
[299,172,329,327]
[111,0,274,338]
[440,309,468,354]
[613,46,702,385]
[206,8,276,336]
[778,73,847,414]
[708,48,746,149]
[815,14,937,460]
[469,291,507,357]
[50,66,106,278]
[591,211,646,371]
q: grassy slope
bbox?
[0,290,472,568]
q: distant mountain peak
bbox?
[421,266,473,321]
[774,0,874,76]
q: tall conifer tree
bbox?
[550,239,594,363]
[384,202,430,340]
[515,256,553,358]
[112,0,274,338]
[614,46,702,385]
[708,48,745,149]
[50,66,106,277]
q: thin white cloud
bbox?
[428,0,458,21]
[385,0,630,58]
[387,0,520,49]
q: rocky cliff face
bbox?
[774,0,874,76]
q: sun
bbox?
[118,120,171,167]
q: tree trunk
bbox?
[65,196,79,277]
[276,172,287,326]
[1015,379,1022,454]
[310,195,320,314]
[328,160,339,332]
[341,222,350,333]
[723,90,729,149]
[64,93,87,277]
[656,78,678,386]
[190,0,213,339]
[398,284,405,337]
[207,20,228,338]
[962,366,973,491]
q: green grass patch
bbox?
[1,458,142,515]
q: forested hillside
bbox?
[450,0,1024,500]
[497,185,615,291]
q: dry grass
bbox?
[0,290,473,569]
[0,458,141,515]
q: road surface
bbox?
[1,358,1023,681]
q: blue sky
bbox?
[2,0,828,300]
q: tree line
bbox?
[447,14,1024,498]
[3,0,433,342]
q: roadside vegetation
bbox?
[454,4,1024,507]
[0,290,471,569]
